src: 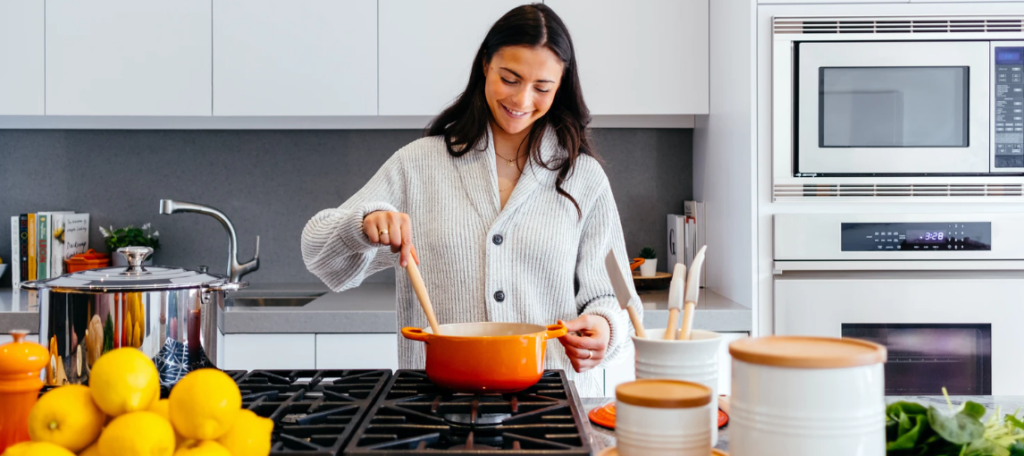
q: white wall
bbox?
[693,0,757,328]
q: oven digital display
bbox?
[907,230,945,244]
[840,222,992,251]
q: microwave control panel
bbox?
[841,222,992,251]
[995,45,1024,169]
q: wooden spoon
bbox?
[678,246,707,341]
[405,260,442,335]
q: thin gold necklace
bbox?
[495,150,521,168]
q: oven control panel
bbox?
[841,222,992,251]
[994,45,1024,169]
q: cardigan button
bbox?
[494,290,505,302]
[492,234,503,245]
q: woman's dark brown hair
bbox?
[426,3,593,217]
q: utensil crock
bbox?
[633,328,723,445]
[402,322,567,393]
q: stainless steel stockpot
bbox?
[20,246,245,389]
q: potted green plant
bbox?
[100,223,160,267]
[638,246,657,277]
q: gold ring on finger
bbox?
[379,229,389,236]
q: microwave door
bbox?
[796,41,990,175]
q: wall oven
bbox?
[773,213,1024,395]
[772,16,1024,199]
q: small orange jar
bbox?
[0,330,49,453]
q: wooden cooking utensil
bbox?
[405,260,442,335]
[605,249,646,339]
[678,245,707,341]
[663,263,686,340]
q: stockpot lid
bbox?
[20,246,245,293]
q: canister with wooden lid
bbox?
[728,336,887,455]
[615,379,712,456]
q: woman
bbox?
[301,3,642,396]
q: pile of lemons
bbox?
[2,348,273,456]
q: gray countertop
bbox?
[585,395,1024,453]
[0,282,752,335]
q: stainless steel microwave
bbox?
[790,39,1023,176]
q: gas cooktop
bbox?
[344,370,594,455]
[42,368,593,456]
[234,369,392,456]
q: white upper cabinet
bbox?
[378,0,526,116]
[45,0,212,116]
[213,0,377,116]
[0,0,44,115]
[547,0,708,115]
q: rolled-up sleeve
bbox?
[301,150,406,291]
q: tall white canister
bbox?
[729,336,887,456]
[633,328,722,444]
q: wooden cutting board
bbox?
[632,271,672,290]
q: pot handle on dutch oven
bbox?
[544,324,568,340]
[401,327,430,342]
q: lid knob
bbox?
[117,246,153,273]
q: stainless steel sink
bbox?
[225,293,325,308]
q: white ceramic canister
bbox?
[729,336,887,456]
[615,379,712,456]
[633,328,722,445]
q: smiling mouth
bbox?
[501,103,531,119]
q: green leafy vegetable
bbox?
[929,405,985,444]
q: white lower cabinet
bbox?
[315,334,399,371]
[221,333,316,371]
[0,334,39,345]
[603,332,749,397]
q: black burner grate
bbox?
[345,370,593,455]
[234,369,392,456]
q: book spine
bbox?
[10,216,19,287]
[50,213,64,277]
[27,214,36,281]
[19,215,28,283]
[37,214,48,280]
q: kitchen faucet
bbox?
[158,199,259,282]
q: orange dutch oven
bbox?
[401,322,568,393]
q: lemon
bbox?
[148,399,170,421]
[89,348,160,416]
[0,442,74,456]
[27,385,104,452]
[77,443,101,456]
[216,409,273,456]
[98,411,174,456]
[169,369,241,440]
[171,441,230,456]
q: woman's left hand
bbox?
[557,315,610,373]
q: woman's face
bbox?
[483,45,564,136]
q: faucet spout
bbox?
[157,199,259,282]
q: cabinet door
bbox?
[378,0,524,116]
[316,334,399,371]
[546,0,708,115]
[222,334,316,370]
[0,0,44,115]
[213,0,377,116]
[46,0,212,116]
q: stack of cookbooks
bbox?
[10,212,91,289]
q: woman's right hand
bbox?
[363,211,419,267]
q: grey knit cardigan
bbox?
[300,126,642,396]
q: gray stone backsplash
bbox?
[0,128,692,286]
